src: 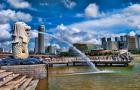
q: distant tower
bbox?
[101,38,107,50]
[38,25,45,54]
[34,37,38,54]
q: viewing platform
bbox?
[43,53,133,66]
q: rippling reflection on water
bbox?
[37,59,140,90]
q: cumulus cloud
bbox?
[0,23,11,42]
[56,24,67,31]
[69,4,140,39]
[129,31,136,36]
[7,0,31,9]
[51,4,140,45]
[0,9,32,24]
[52,43,60,49]
[124,4,140,13]
[55,24,101,44]
[85,3,99,18]
[62,0,76,9]
[0,9,32,43]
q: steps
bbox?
[25,80,39,90]
[17,77,33,90]
[0,69,39,90]
[0,70,6,73]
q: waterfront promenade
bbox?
[0,53,132,67]
[43,53,132,66]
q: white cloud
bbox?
[0,23,10,31]
[85,3,99,18]
[7,0,31,9]
[0,23,11,42]
[40,3,48,6]
[62,0,76,9]
[57,24,67,30]
[71,27,80,33]
[55,24,101,44]
[52,4,140,45]
[124,4,140,14]
[0,9,32,42]
[129,31,136,36]
[0,9,32,24]
[68,4,140,38]
[52,43,60,49]
[86,39,101,44]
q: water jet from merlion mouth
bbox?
[38,31,100,72]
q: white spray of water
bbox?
[65,70,114,76]
[38,31,99,71]
[72,47,99,71]
[36,31,114,73]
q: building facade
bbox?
[127,36,137,50]
[46,45,57,55]
[34,37,38,54]
[106,37,118,50]
[101,34,140,50]
[38,25,45,54]
[101,38,107,50]
[136,35,140,50]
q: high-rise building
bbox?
[38,25,45,54]
[119,35,128,49]
[101,35,140,50]
[136,35,140,50]
[115,37,120,42]
[0,47,4,53]
[73,43,101,54]
[34,37,38,54]
[106,37,118,50]
[46,45,57,55]
[127,36,136,50]
[101,38,107,50]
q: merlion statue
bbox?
[12,22,31,59]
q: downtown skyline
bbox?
[0,0,140,50]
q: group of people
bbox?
[44,52,132,63]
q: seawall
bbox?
[0,64,47,79]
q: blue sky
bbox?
[0,0,140,50]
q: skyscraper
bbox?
[127,35,136,50]
[34,37,38,54]
[119,35,128,49]
[38,25,45,54]
[136,35,140,50]
[106,37,118,50]
[101,38,107,50]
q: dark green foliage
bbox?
[59,52,76,57]
[129,49,140,54]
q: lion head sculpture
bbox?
[12,22,31,59]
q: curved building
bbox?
[38,25,45,54]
